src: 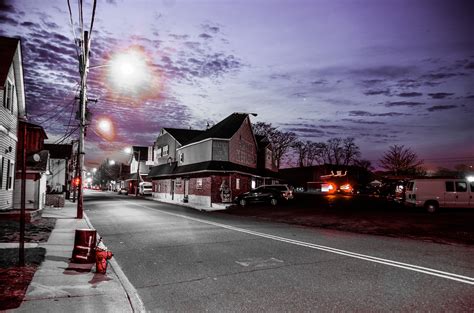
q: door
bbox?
[184,179,189,198]
[444,181,457,207]
[171,180,175,200]
[470,182,474,207]
[455,181,470,208]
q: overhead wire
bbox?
[55,126,80,144]
[66,0,81,59]
[89,0,97,40]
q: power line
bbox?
[89,0,97,39]
[66,0,81,59]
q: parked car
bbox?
[261,184,294,200]
[117,187,128,195]
[139,182,153,196]
[405,178,474,213]
[234,186,284,206]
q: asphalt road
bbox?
[84,191,474,312]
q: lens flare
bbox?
[102,45,163,104]
[95,117,115,141]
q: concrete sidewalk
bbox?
[10,200,145,313]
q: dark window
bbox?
[6,160,10,190]
[455,182,467,192]
[470,182,474,192]
[0,157,3,189]
[445,181,455,192]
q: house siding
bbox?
[0,55,19,211]
[154,132,180,165]
[178,140,212,166]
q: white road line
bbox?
[124,200,474,285]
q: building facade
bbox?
[148,113,279,207]
[0,36,26,211]
[44,143,73,198]
[125,146,152,195]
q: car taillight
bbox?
[340,184,352,192]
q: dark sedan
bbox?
[234,186,283,206]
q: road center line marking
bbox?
[124,200,474,285]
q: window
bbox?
[157,148,162,157]
[236,178,240,190]
[196,178,203,190]
[163,145,169,156]
[455,181,467,192]
[6,160,14,190]
[3,80,14,112]
[180,153,184,163]
[445,181,455,192]
[0,156,3,189]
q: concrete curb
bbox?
[83,212,146,313]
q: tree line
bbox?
[253,121,469,177]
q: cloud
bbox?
[385,101,425,107]
[421,72,467,81]
[348,110,410,117]
[341,118,385,125]
[427,92,454,99]
[397,92,422,97]
[311,79,328,85]
[466,62,474,70]
[361,79,384,86]
[363,89,391,96]
[427,105,457,112]
[350,65,414,79]
[202,24,220,34]
[199,33,212,40]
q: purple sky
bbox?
[1,0,473,170]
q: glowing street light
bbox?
[109,159,116,166]
[106,47,154,95]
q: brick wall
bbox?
[229,117,257,168]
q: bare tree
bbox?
[306,142,326,166]
[379,145,424,176]
[342,137,361,165]
[354,159,374,171]
[253,122,297,168]
[320,137,360,165]
[292,140,309,167]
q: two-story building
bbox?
[124,146,152,195]
[0,36,26,211]
[44,144,74,199]
[148,113,279,208]
[14,121,49,211]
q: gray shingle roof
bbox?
[148,160,279,179]
[184,113,249,145]
[163,128,205,145]
[0,36,19,86]
[44,144,73,159]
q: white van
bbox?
[139,182,153,196]
[405,178,474,212]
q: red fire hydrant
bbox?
[95,237,113,274]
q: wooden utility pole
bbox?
[77,30,89,219]
[19,121,27,266]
